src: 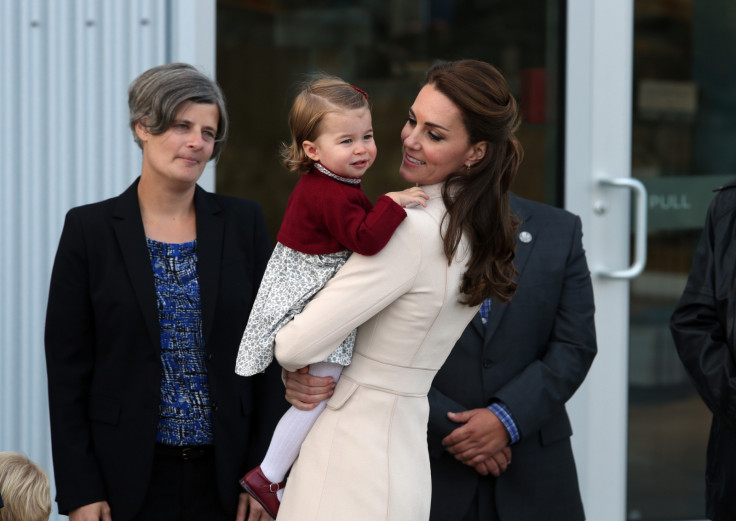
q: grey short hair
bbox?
[128,62,229,162]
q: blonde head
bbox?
[281,73,370,174]
[0,453,51,521]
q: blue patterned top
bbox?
[147,238,213,446]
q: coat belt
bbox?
[341,351,436,396]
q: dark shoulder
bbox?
[194,182,264,218]
[65,193,118,218]
[510,193,579,228]
[713,178,736,193]
[198,190,270,252]
[63,178,138,222]
[710,178,736,220]
[62,194,125,234]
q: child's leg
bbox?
[259,362,343,498]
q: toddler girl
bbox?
[234,74,427,518]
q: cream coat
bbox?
[274,182,480,521]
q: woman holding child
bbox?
[271,59,523,521]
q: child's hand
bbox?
[386,186,429,208]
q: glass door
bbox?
[626,1,734,519]
[566,1,731,520]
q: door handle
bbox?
[595,177,648,279]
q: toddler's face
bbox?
[303,107,377,179]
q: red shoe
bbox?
[239,466,284,519]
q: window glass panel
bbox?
[216,0,563,239]
[627,1,729,519]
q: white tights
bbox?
[259,361,343,500]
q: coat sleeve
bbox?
[44,209,107,513]
[274,219,420,370]
[493,216,597,439]
[670,198,736,428]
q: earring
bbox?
[465,163,471,171]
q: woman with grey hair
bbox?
[45,62,286,521]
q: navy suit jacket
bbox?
[45,179,288,521]
[428,194,597,521]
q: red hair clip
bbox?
[350,84,369,99]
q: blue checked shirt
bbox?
[479,298,520,444]
[488,402,520,444]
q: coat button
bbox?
[211,401,219,411]
[483,359,492,368]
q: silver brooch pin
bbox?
[519,231,532,243]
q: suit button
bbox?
[483,359,492,368]
[212,401,219,411]
[207,353,213,361]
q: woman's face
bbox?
[399,84,481,186]
[136,102,219,188]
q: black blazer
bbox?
[44,179,288,521]
[671,180,736,521]
[428,195,597,521]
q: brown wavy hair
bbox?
[424,60,523,306]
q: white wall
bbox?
[0,1,215,518]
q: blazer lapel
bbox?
[193,186,224,348]
[484,195,538,346]
[112,179,161,352]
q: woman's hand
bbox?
[284,367,335,410]
[69,501,112,521]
